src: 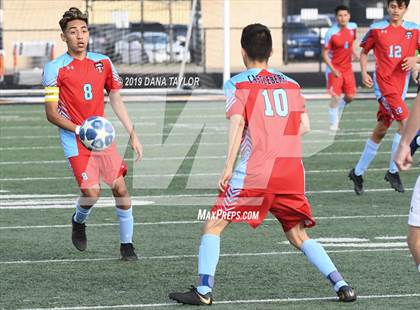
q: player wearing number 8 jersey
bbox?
[168,23,356,305]
[42,7,143,260]
[349,0,420,195]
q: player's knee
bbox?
[112,185,128,198]
[81,188,101,198]
[344,95,354,103]
[202,219,228,236]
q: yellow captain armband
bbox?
[44,86,59,103]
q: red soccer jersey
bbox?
[361,20,420,82]
[42,52,122,158]
[324,22,358,72]
[224,68,306,194]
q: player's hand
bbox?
[401,56,418,72]
[412,66,420,84]
[352,53,360,62]
[332,69,341,78]
[362,72,373,88]
[394,143,413,171]
[130,134,143,162]
[218,167,233,192]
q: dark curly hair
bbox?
[59,7,88,31]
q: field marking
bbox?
[0,138,395,151]
[2,167,417,181]
[375,236,406,240]
[0,152,402,166]
[318,242,407,248]
[0,247,409,265]
[0,215,408,230]
[13,293,420,310]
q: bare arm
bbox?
[108,91,143,161]
[218,114,245,192]
[45,101,78,132]
[395,93,420,171]
[352,41,359,61]
[360,51,373,88]
[322,47,339,77]
[300,112,310,136]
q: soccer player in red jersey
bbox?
[348,0,420,195]
[322,5,358,130]
[169,24,356,305]
[42,8,142,260]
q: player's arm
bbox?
[351,41,359,61]
[360,50,373,88]
[44,87,80,134]
[108,90,143,161]
[402,54,420,72]
[394,92,420,170]
[218,114,245,192]
[299,112,310,135]
[322,47,340,77]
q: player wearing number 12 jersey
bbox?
[42,8,143,260]
[169,24,356,305]
[349,0,420,195]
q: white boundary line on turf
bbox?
[2,168,418,181]
[0,152,401,166]
[0,214,408,230]
[14,293,420,310]
[0,248,409,265]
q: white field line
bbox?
[0,167,418,181]
[0,215,408,230]
[0,131,378,140]
[0,248,409,265]
[375,236,406,240]
[14,294,420,310]
[0,138,395,151]
[318,242,406,248]
[0,152,400,166]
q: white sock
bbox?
[417,264,420,273]
[338,98,346,116]
[329,107,339,126]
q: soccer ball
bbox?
[79,116,115,151]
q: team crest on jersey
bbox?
[405,31,413,39]
[94,62,104,73]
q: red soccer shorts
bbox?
[326,69,356,97]
[210,187,316,232]
[68,149,128,189]
[377,94,409,128]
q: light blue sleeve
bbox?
[41,61,59,87]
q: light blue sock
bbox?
[301,239,348,292]
[197,234,220,295]
[338,98,347,116]
[389,133,401,174]
[355,139,380,176]
[73,203,91,224]
[116,207,134,244]
[329,107,339,125]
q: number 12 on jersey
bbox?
[262,89,289,117]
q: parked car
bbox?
[285,22,321,60]
[88,24,124,61]
[115,31,190,64]
[287,14,334,44]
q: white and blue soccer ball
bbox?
[79,116,115,151]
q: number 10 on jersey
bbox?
[262,89,289,117]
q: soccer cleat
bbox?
[337,285,357,302]
[169,286,213,305]
[120,243,138,261]
[71,213,87,251]
[384,171,404,193]
[348,168,364,195]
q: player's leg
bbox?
[341,71,356,113]
[68,155,101,251]
[112,175,137,261]
[285,223,356,302]
[407,176,420,272]
[327,72,343,130]
[169,218,229,305]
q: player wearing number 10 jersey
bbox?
[42,8,143,260]
[349,0,420,195]
[169,24,356,305]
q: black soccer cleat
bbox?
[71,213,87,251]
[384,171,405,193]
[120,243,138,261]
[348,168,364,195]
[337,285,357,302]
[169,286,213,305]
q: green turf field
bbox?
[1,99,419,310]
